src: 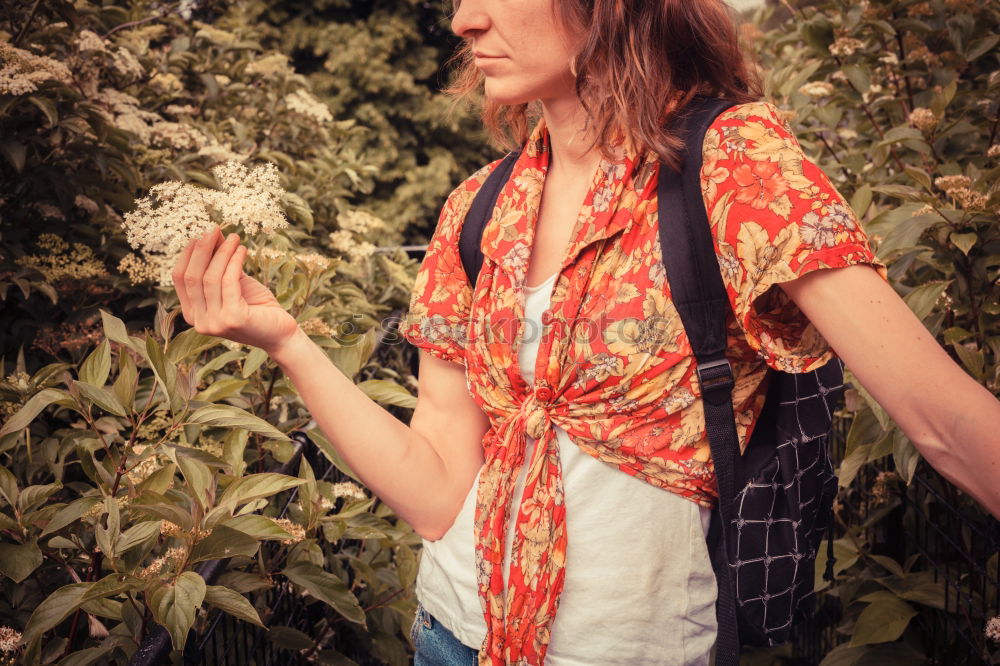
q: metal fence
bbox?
[792,414,1000,665]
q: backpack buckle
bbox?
[697,357,734,395]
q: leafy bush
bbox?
[0,1,451,662]
[742,0,999,662]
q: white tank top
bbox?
[414,271,719,665]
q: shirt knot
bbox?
[519,392,551,440]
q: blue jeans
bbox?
[411,602,480,665]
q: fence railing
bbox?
[792,411,1000,665]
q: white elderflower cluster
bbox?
[283,89,332,124]
[0,40,73,96]
[329,229,376,261]
[908,107,937,132]
[294,252,331,274]
[110,46,145,80]
[150,121,208,151]
[337,209,386,234]
[829,37,864,57]
[0,626,21,653]
[331,481,367,500]
[121,161,289,285]
[245,53,293,76]
[798,81,834,98]
[986,616,1000,642]
[76,29,107,53]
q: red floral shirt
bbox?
[401,100,888,665]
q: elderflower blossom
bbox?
[150,121,208,151]
[908,107,938,132]
[987,145,1000,159]
[986,616,1000,642]
[16,233,107,281]
[829,37,864,57]
[283,89,333,124]
[76,29,107,53]
[274,518,306,545]
[245,53,292,76]
[122,161,288,258]
[0,626,21,653]
[111,47,144,79]
[934,175,972,193]
[118,252,173,285]
[295,252,331,274]
[332,481,367,500]
[0,41,72,95]
[798,81,834,98]
[137,546,186,580]
[329,229,376,261]
[160,521,185,538]
[337,210,386,234]
[300,318,334,337]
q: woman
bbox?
[172,0,1000,664]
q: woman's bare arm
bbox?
[172,226,489,541]
[270,335,489,540]
[778,263,1000,519]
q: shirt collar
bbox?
[479,113,655,284]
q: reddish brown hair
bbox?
[442,0,763,172]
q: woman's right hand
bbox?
[172,225,300,354]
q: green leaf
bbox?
[17,482,63,515]
[99,310,130,345]
[282,562,366,626]
[0,139,26,172]
[165,329,219,364]
[150,571,207,651]
[357,379,417,409]
[215,473,304,515]
[26,95,59,126]
[951,340,986,381]
[902,280,951,322]
[146,334,177,402]
[892,430,921,485]
[949,232,977,256]
[223,514,296,540]
[118,520,162,552]
[204,585,265,628]
[174,454,214,511]
[188,525,259,563]
[22,583,93,647]
[0,388,74,437]
[75,381,127,417]
[241,347,269,378]
[0,541,43,582]
[79,340,111,386]
[57,645,115,666]
[187,403,289,441]
[850,185,872,218]
[848,596,917,646]
[40,497,101,537]
[113,352,138,411]
[268,626,314,650]
[965,34,999,61]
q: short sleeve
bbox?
[702,100,890,374]
[400,161,501,367]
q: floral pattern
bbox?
[401,100,888,665]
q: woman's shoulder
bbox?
[711,99,794,133]
[436,154,512,232]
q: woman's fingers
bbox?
[221,245,247,314]
[183,227,224,321]
[202,233,242,315]
[172,239,199,325]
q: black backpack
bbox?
[456,95,841,665]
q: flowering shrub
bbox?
[0,0,443,662]
[742,0,999,662]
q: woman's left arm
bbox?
[779,263,1000,519]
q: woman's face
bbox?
[450,0,581,106]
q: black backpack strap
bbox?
[459,150,522,290]
[658,95,742,666]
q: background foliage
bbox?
[0,0,998,663]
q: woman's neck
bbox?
[540,97,615,182]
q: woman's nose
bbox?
[450,0,490,38]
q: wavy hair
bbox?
[442,0,763,172]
